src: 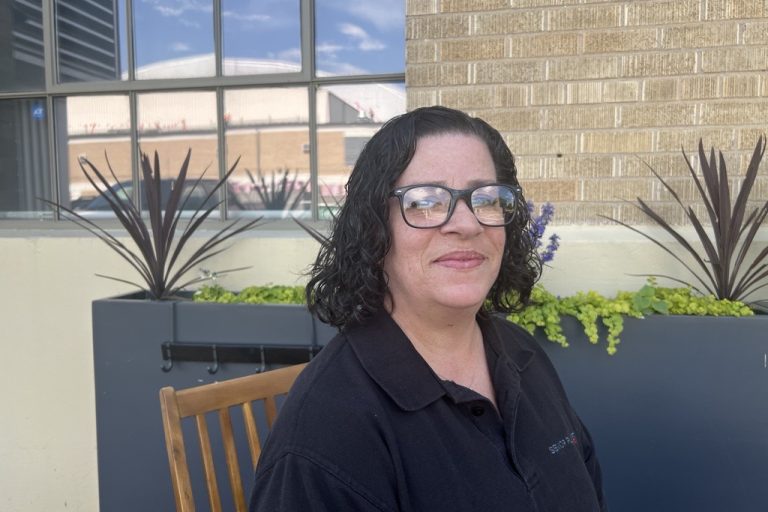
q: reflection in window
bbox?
[315,0,405,77]
[137,91,219,213]
[0,0,45,91]
[315,82,405,213]
[224,87,310,218]
[133,0,214,79]
[222,0,301,76]
[0,98,51,218]
[55,0,121,83]
[53,95,131,214]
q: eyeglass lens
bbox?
[400,185,516,228]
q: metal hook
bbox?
[207,345,219,374]
[256,346,266,373]
[161,342,174,372]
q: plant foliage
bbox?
[247,168,309,211]
[194,284,305,304]
[603,136,768,303]
[508,281,753,355]
[45,149,262,299]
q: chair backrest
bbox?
[159,363,307,512]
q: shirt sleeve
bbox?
[249,450,395,512]
[577,416,608,512]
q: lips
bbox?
[433,250,486,269]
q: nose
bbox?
[440,198,483,235]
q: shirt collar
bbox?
[345,310,536,412]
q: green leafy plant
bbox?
[508,281,753,355]
[194,284,305,304]
[602,136,767,305]
[44,149,262,299]
[246,168,309,211]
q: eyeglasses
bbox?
[390,183,520,229]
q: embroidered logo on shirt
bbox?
[548,432,578,455]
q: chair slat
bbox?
[241,401,262,468]
[219,407,247,512]
[159,363,307,512]
[196,414,223,512]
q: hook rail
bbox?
[160,341,321,373]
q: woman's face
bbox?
[383,132,506,316]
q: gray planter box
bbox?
[538,315,768,512]
[92,294,336,512]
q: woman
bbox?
[250,106,607,511]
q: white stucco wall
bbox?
[1,225,765,511]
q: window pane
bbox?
[0,0,45,91]
[224,87,310,218]
[0,98,51,218]
[137,91,219,213]
[222,0,301,76]
[316,82,405,214]
[133,0,214,79]
[54,0,121,83]
[315,0,404,77]
[54,95,131,216]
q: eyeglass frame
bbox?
[389,182,522,229]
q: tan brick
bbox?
[543,105,616,130]
[583,28,658,54]
[541,155,616,178]
[440,38,505,61]
[621,104,695,128]
[407,63,471,86]
[701,101,768,125]
[722,75,761,98]
[407,0,438,16]
[581,178,654,201]
[508,33,579,58]
[705,0,765,20]
[550,202,626,225]
[567,82,603,104]
[473,11,543,35]
[511,0,581,8]
[621,52,696,77]
[494,85,528,107]
[476,108,541,131]
[661,23,738,50]
[679,76,720,100]
[763,78,768,97]
[440,0,508,13]
[406,40,438,63]
[744,21,768,45]
[505,132,579,156]
[626,0,701,26]
[519,179,579,202]
[475,60,547,84]
[582,131,654,153]
[548,56,620,80]
[643,78,677,101]
[620,154,692,177]
[656,129,737,153]
[406,14,471,40]
[407,88,439,110]
[701,47,768,72]
[439,87,495,109]
[531,83,567,106]
[515,158,541,180]
[738,129,768,151]
[547,4,622,31]
[603,81,641,102]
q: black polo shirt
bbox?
[250,311,606,511]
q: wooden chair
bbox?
[159,363,307,512]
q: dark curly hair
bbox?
[307,106,541,328]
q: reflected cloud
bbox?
[171,42,191,52]
[323,0,404,32]
[316,42,344,57]
[222,10,271,23]
[339,23,385,51]
[273,47,301,61]
[142,0,212,17]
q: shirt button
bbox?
[471,405,485,417]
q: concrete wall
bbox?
[2,226,766,511]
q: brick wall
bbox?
[406,0,768,225]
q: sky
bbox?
[123,0,405,76]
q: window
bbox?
[0,0,406,222]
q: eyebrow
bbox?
[398,179,498,189]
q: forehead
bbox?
[399,133,496,186]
